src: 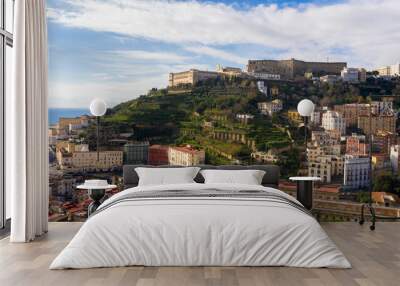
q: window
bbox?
[0,0,14,230]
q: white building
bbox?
[390,145,400,173]
[310,111,321,125]
[320,75,340,84]
[256,81,268,95]
[391,63,400,76]
[322,111,346,135]
[236,114,254,124]
[250,73,280,81]
[258,99,283,116]
[377,63,400,77]
[343,155,370,189]
[341,67,360,83]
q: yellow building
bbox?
[56,144,122,171]
[169,69,220,87]
[168,146,205,166]
[307,145,343,183]
[287,110,303,124]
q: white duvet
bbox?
[50,183,351,269]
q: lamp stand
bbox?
[96,116,100,162]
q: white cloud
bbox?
[111,50,189,63]
[48,0,400,68]
[184,46,248,65]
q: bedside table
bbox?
[77,180,117,216]
[289,177,321,210]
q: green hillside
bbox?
[85,76,400,176]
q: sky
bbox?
[47,0,400,108]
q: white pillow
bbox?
[200,169,266,185]
[135,167,200,186]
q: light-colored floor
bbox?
[0,222,399,286]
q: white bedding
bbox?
[50,183,351,269]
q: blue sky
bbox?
[47,0,400,108]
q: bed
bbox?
[50,165,351,269]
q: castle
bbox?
[246,58,347,80]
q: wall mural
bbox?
[47,0,400,222]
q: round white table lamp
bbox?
[90,99,107,117]
[297,99,315,117]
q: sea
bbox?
[48,108,90,126]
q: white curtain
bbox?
[8,0,49,242]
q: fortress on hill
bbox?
[246,58,347,80]
[168,58,347,87]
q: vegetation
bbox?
[93,76,400,176]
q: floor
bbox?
[0,222,399,286]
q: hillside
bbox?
[84,76,400,176]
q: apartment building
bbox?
[346,134,368,156]
[123,142,149,164]
[322,111,346,135]
[149,145,170,166]
[334,103,370,128]
[168,146,205,166]
[56,148,123,171]
[372,131,397,155]
[358,114,396,135]
[258,99,283,116]
[341,67,366,83]
[311,130,341,146]
[343,155,370,189]
[308,145,343,183]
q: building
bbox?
[56,147,123,171]
[258,99,283,116]
[308,155,344,183]
[251,150,279,163]
[371,154,391,171]
[390,145,400,173]
[169,69,220,87]
[343,155,370,189]
[216,65,243,77]
[334,103,370,128]
[287,109,303,124]
[246,58,347,80]
[391,63,400,76]
[249,72,281,80]
[236,114,254,124]
[322,111,346,135]
[123,142,149,164]
[310,110,321,125]
[346,134,368,156]
[372,131,397,155]
[377,66,391,76]
[311,130,340,146]
[307,145,343,183]
[341,67,366,83]
[58,115,89,130]
[149,145,169,166]
[256,81,268,95]
[320,75,340,84]
[358,114,396,135]
[168,146,205,166]
[377,63,400,77]
[371,100,394,115]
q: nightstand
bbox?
[289,177,321,210]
